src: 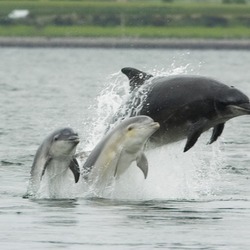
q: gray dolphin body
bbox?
[114,67,250,152]
[25,128,80,197]
[83,116,159,190]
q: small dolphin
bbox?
[118,67,250,152]
[82,116,160,189]
[25,128,80,198]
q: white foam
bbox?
[90,140,223,201]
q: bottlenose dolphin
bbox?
[25,128,80,198]
[82,116,159,190]
[116,67,250,152]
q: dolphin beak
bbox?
[238,103,250,112]
[233,103,250,114]
[151,122,160,129]
[68,135,80,144]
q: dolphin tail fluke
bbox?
[208,123,225,144]
[69,158,80,183]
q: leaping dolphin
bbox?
[82,116,160,191]
[114,67,250,152]
[25,127,80,198]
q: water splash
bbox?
[81,71,129,151]
[82,139,223,201]
[77,66,224,201]
[81,64,193,151]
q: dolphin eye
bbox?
[54,135,59,141]
[127,126,134,131]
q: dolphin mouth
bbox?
[67,135,80,144]
[150,122,160,129]
[232,103,250,113]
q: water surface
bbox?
[0,48,250,249]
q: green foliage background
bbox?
[0,0,250,38]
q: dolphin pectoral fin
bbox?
[114,148,124,177]
[208,123,225,144]
[41,157,52,180]
[136,153,148,179]
[184,120,207,152]
[69,158,80,183]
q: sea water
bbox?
[0,48,250,249]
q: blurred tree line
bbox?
[0,0,250,28]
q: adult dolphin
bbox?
[25,127,80,198]
[115,67,250,152]
[83,116,159,192]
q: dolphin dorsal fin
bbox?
[121,67,153,91]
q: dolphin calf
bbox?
[114,67,250,152]
[25,127,80,198]
[82,116,159,190]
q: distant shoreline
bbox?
[0,37,250,50]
